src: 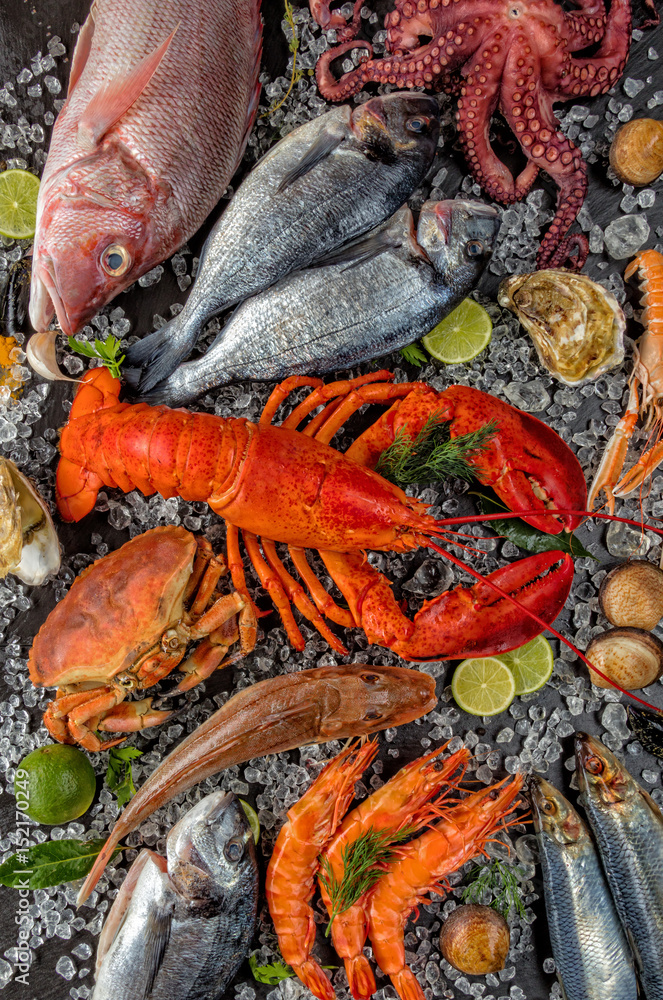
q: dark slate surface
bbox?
[0,2,662,1000]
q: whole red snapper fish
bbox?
[29,0,262,335]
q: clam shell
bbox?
[498,269,625,385]
[439,904,510,975]
[586,627,663,690]
[0,457,61,585]
[599,560,663,630]
[609,118,663,187]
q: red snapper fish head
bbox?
[29,147,161,335]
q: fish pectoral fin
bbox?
[141,898,173,998]
[277,128,346,193]
[312,231,403,271]
[77,25,179,150]
[67,9,96,97]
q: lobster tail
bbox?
[346,955,376,1000]
[294,960,336,1000]
[390,968,426,1000]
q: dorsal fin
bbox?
[67,8,96,97]
[77,25,178,151]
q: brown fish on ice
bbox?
[29,0,262,336]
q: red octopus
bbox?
[313,0,639,269]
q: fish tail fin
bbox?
[391,968,426,1000]
[294,960,336,1000]
[123,316,195,393]
[346,956,376,1000]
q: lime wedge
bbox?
[498,635,554,696]
[422,299,492,364]
[451,657,516,716]
[0,169,40,239]
[239,798,260,844]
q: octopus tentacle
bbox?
[309,0,365,42]
[563,0,608,51]
[556,0,631,97]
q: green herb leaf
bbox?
[0,838,123,890]
[319,825,415,935]
[106,746,143,809]
[461,858,527,919]
[376,416,497,487]
[399,343,429,367]
[472,490,593,558]
[68,333,126,379]
[249,954,294,985]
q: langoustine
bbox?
[76,663,437,905]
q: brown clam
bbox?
[439,904,510,975]
[609,118,663,187]
[498,270,625,385]
[599,560,663,630]
[586,627,663,690]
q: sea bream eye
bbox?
[406,116,429,133]
[466,240,484,257]
[101,244,131,277]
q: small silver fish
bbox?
[529,776,637,1000]
[143,199,499,406]
[124,92,440,390]
[93,791,258,1000]
[576,732,663,1000]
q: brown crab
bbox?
[28,526,256,751]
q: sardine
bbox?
[124,92,440,390]
[576,732,663,1000]
[529,775,637,1000]
[93,791,258,1000]
[29,0,262,336]
[78,663,436,905]
[143,199,499,405]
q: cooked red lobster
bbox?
[56,367,587,660]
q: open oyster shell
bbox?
[0,458,61,585]
[498,269,626,385]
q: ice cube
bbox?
[603,215,650,259]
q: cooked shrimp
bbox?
[318,745,470,1000]
[265,741,377,1000]
[367,776,525,1000]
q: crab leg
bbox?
[97,698,176,735]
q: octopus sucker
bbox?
[312,0,651,270]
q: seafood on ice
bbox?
[143,200,499,405]
[55,367,586,663]
[0,457,60,585]
[77,664,437,904]
[29,0,262,335]
[27,526,256,750]
[93,791,258,1000]
[124,92,440,390]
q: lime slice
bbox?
[422,299,493,364]
[16,745,97,825]
[498,635,554,696]
[0,169,40,239]
[239,799,260,844]
[451,657,516,716]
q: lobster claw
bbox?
[322,549,574,660]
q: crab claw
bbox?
[322,549,574,660]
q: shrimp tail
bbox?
[294,959,336,1000]
[391,968,426,1000]
[346,955,376,1000]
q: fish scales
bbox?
[124,93,439,389]
[530,776,637,1000]
[576,734,663,1000]
[30,0,262,335]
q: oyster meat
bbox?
[498,269,625,385]
[0,457,60,585]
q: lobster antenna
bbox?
[427,536,663,714]
[438,508,663,539]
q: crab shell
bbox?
[28,526,197,689]
[498,269,626,386]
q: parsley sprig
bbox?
[105,746,143,809]
[461,858,527,919]
[68,333,125,379]
[399,343,429,367]
[375,415,497,487]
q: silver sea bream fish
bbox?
[30,0,262,336]
[142,199,499,405]
[529,776,637,1000]
[93,791,258,1000]
[576,732,663,1000]
[124,92,440,390]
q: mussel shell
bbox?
[0,457,60,585]
[627,705,663,759]
[609,118,663,187]
[586,627,663,690]
[439,904,510,975]
[599,560,663,631]
[498,270,625,385]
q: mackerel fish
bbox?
[576,732,663,1000]
[529,776,637,1000]
[143,198,499,406]
[124,92,440,390]
[93,791,258,1000]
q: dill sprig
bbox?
[375,415,497,487]
[461,858,527,919]
[319,826,415,935]
[262,0,303,118]
[68,333,125,379]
